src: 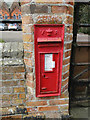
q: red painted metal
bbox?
[34,24,64,97]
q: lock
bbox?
[34,24,64,97]
[42,73,48,79]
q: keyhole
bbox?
[44,75,45,77]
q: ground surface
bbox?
[70,101,90,119]
[0,31,23,42]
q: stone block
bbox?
[3,42,11,58]
[26,101,47,106]
[38,106,59,111]
[13,87,25,93]
[22,15,33,24]
[30,4,48,14]
[52,6,67,14]
[11,42,18,57]
[23,34,33,42]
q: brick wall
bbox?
[0,43,26,120]
[21,0,74,119]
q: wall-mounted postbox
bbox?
[34,24,64,97]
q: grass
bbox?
[0,38,5,43]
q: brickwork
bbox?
[1,66,26,117]
[0,43,26,119]
[21,0,74,119]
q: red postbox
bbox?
[34,24,64,97]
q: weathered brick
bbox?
[63,64,70,73]
[26,80,34,88]
[37,97,57,101]
[22,15,33,24]
[24,51,33,58]
[26,101,47,106]
[2,95,11,100]
[65,0,74,5]
[26,66,33,73]
[52,6,67,14]
[26,87,33,95]
[49,99,69,105]
[65,50,71,58]
[22,25,34,34]
[2,100,11,107]
[9,94,18,99]
[2,81,17,87]
[2,94,18,100]
[24,43,33,51]
[23,113,45,119]
[21,5,30,15]
[60,105,69,112]
[13,73,25,79]
[19,93,26,99]
[2,74,13,80]
[44,112,61,119]
[64,16,73,24]
[19,80,25,86]
[26,108,36,113]
[24,58,32,67]
[65,43,72,50]
[63,58,70,65]
[26,73,34,81]
[38,106,59,111]
[11,99,23,105]
[14,87,25,93]
[30,4,48,14]
[66,26,73,33]
[2,66,25,73]
[2,87,13,93]
[35,0,62,3]
[23,34,33,42]
[36,15,62,24]
[60,90,69,98]
[62,78,69,86]
[69,26,73,33]
[67,6,74,15]
[20,0,31,5]
[65,34,73,41]
[62,84,68,93]
[63,72,69,79]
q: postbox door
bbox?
[39,52,60,94]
